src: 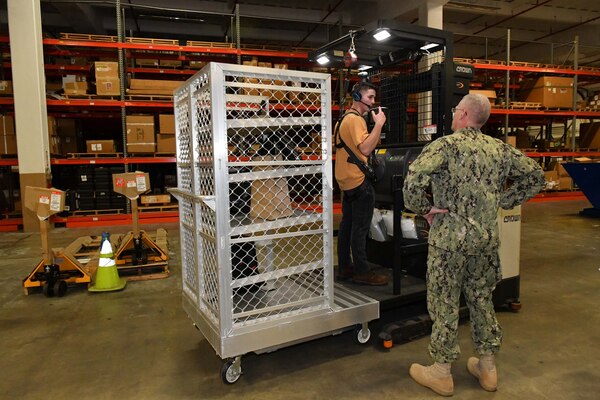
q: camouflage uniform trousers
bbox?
[426,245,503,363]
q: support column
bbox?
[419,1,445,29]
[8,0,51,232]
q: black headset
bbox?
[350,83,362,102]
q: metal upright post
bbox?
[236,3,241,65]
[504,29,511,142]
[571,36,579,152]
[116,0,131,214]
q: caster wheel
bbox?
[220,358,242,384]
[509,301,522,312]
[54,280,67,297]
[43,283,54,297]
[353,325,371,345]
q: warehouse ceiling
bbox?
[1,0,600,65]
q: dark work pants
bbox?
[337,181,374,275]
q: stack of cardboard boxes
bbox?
[126,115,155,153]
[520,76,574,109]
[157,115,176,153]
[93,61,120,96]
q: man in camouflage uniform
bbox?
[403,93,545,396]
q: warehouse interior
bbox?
[1,1,600,398]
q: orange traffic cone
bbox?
[89,233,127,292]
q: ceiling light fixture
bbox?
[316,55,330,65]
[373,29,391,42]
[420,43,439,51]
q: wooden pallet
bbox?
[138,204,179,213]
[60,33,117,42]
[544,107,574,111]
[509,101,542,110]
[67,152,124,159]
[186,40,235,49]
[578,65,600,72]
[453,57,474,64]
[59,33,179,46]
[472,59,506,65]
[126,37,179,46]
[125,94,173,102]
[72,209,125,216]
[510,61,541,68]
[62,94,120,100]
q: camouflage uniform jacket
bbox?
[403,127,545,255]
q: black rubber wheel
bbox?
[54,280,67,297]
[43,283,54,297]
[220,358,242,384]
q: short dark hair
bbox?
[351,81,378,95]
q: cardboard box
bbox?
[188,61,207,69]
[0,115,14,135]
[156,134,175,153]
[126,143,155,153]
[0,134,17,154]
[63,81,89,95]
[126,115,155,153]
[558,176,573,190]
[129,79,182,91]
[49,135,60,154]
[0,80,13,95]
[24,187,65,218]
[86,139,116,153]
[47,116,57,136]
[469,89,497,105]
[159,114,175,134]
[112,171,150,199]
[249,155,293,220]
[135,58,159,67]
[159,59,182,68]
[96,78,120,95]
[60,135,78,154]
[522,76,573,108]
[94,61,119,79]
[140,194,171,205]
[507,136,517,147]
[579,122,600,148]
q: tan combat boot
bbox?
[409,362,454,396]
[467,355,497,391]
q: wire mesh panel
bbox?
[377,49,446,143]
[173,63,335,357]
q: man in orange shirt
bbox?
[334,82,388,285]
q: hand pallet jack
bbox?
[22,187,91,296]
[111,172,169,280]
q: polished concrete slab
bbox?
[1,199,599,399]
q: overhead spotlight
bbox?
[316,55,330,65]
[420,43,438,51]
[373,29,391,42]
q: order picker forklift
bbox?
[309,19,523,348]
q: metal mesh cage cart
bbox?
[170,62,378,383]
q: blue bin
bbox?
[562,162,600,217]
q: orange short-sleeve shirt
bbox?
[334,112,369,191]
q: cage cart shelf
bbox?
[170,62,378,384]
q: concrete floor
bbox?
[1,199,599,399]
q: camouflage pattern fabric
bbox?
[403,127,545,363]
[427,246,502,362]
[403,127,545,255]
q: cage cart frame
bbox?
[170,62,378,384]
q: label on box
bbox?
[81,175,88,181]
[39,195,50,205]
[50,192,61,211]
[127,180,136,188]
[115,177,125,187]
[136,174,147,191]
[92,143,102,151]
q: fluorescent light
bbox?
[316,55,330,65]
[358,65,372,71]
[420,43,438,51]
[373,29,391,41]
